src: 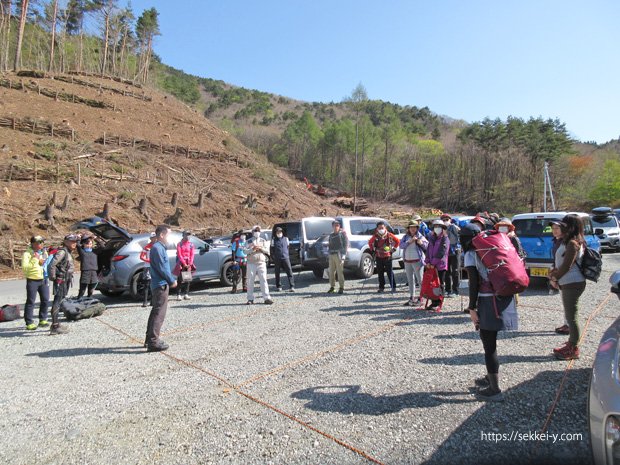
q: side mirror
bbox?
[595,228,604,235]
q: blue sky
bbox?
[127,0,619,144]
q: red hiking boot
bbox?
[555,324,570,335]
[553,342,580,360]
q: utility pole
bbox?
[543,160,556,212]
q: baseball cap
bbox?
[64,233,79,241]
[548,219,566,228]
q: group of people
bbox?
[20,212,591,403]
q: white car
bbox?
[591,209,620,252]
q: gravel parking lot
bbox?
[1,254,619,465]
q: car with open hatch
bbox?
[71,217,235,299]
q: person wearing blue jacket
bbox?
[145,225,177,352]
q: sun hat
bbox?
[431,220,448,229]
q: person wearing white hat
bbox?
[244,225,273,305]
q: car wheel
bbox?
[357,253,374,279]
[98,288,123,298]
[130,272,149,301]
[221,261,235,286]
[312,267,324,279]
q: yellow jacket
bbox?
[22,247,47,280]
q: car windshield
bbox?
[304,219,335,240]
[592,217,618,228]
[513,219,555,237]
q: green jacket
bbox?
[22,247,47,280]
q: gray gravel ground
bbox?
[1,254,619,465]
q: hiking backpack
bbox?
[0,304,21,322]
[577,246,603,282]
[42,247,58,280]
[61,297,106,321]
[471,229,530,296]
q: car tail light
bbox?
[112,255,129,262]
[606,416,620,465]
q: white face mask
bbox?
[434,227,443,235]
[276,233,283,238]
[498,226,509,234]
[443,220,450,226]
[253,231,260,238]
[377,228,386,235]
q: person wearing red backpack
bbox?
[548,215,587,361]
[368,221,400,293]
[462,223,518,402]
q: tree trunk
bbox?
[48,0,58,72]
[101,10,110,75]
[13,0,28,71]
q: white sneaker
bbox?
[183,294,191,300]
[176,295,182,301]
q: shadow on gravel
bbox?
[422,368,592,465]
[433,330,557,341]
[419,353,557,366]
[26,346,143,358]
[0,327,40,338]
[291,385,474,415]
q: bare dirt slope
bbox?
[0,72,351,275]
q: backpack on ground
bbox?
[472,229,530,296]
[0,304,21,322]
[61,297,106,321]
[578,246,603,282]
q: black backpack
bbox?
[578,246,603,282]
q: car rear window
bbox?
[275,223,301,241]
[592,216,619,228]
[304,219,334,240]
[513,219,554,237]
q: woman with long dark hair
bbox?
[548,214,586,360]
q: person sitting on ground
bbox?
[463,223,518,402]
[399,221,428,306]
[425,220,449,308]
[173,230,196,301]
[368,221,400,293]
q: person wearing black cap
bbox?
[462,223,518,402]
[21,235,50,330]
[48,234,79,335]
[270,227,294,292]
[327,220,349,294]
[76,235,99,299]
[548,215,587,360]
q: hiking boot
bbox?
[264,299,274,305]
[274,287,282,292]
[147,341,169,352]
[327,288,335,294]
[38,320,50,328]
[391,287,397,293]
[183,294,191,300]
[445,292,455,298]
[554,343,580,360]
[230,288,237,294]
[555,324,570,335]
[474,375,490,388]
[377,288,385,293]
[475,386,504,402]
[176,295,182,301]
[247,300,254,305]
[338,288,344,294]
[288,287,295,293]
[404,299,413,307]
[49,325,69,335]
[26,323,38,331]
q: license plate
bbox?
[530,267,549,277]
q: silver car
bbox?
[72,217,235,299]
[589,270,620,465]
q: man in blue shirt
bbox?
[145,225,177,352]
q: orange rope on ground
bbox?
[93,313,386,464]
[531,292,612,461]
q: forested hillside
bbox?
[1,0,619,214]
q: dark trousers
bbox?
[77,283,97,299]
[233,262,247,291]
[24,279,49,325]
[376,258,395,290]
[146,285,169,347]
[480,329,499,374]
[50,281,69,328]
[432,269,447,305]
[274,258,294,289]
[445,252,461,293]
[177,273,191,296]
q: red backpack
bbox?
[471,230,530,296]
